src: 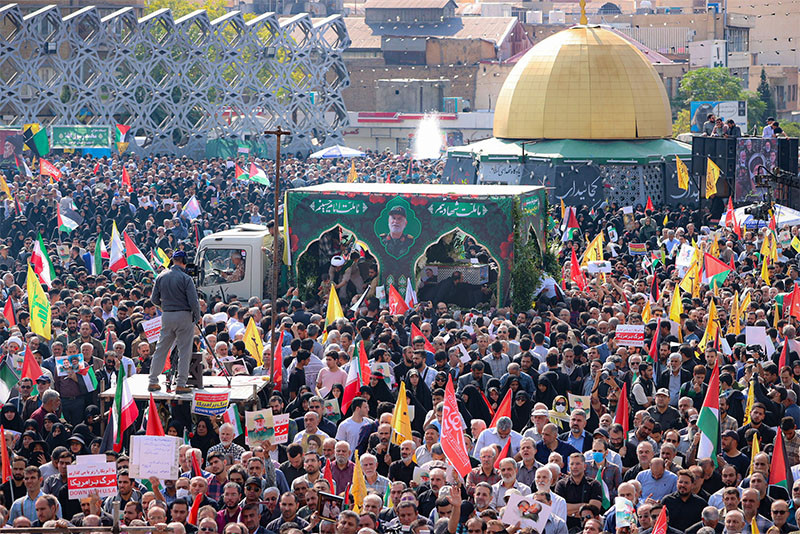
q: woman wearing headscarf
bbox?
[404,369,433,434]
[83,405,102,437]
[460,384,492,425]
[191,416,220,457]
[45,423,70,451]
[166,420,185,439]
[535,374,558,407]
[288,392,313,420]
[0,404,23,433]
[511,391,533,433]
[367,373,394,413]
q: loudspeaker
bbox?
[691,136,736,198]
[778,138,799,175]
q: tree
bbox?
[145,0,227,19]
[678,67,743,105]
[672,109,690,136]
[745,91,766,133]
[757,68,776,121]
[781,122,800,137]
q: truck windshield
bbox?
[199,248,246,285]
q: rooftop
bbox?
[363,0,455,8]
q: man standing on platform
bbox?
[148,251,201,394]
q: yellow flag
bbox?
[642,300,652,323]
[582,232,604,266]
[676,156,689,191]
[0,175,11,200]
[323,282,345,342]
[730,290,741,336]
[391,382,416,460]
[774,302,781,329]
[747,427,759,474]
[740,291,751,315]
[698,299,718,352]
[761,257,770,285]
[706,157,720,198]
[26,263,51,340]
[560,198,566,220]
[669,287,683,323]
[680,260,701,296]
[243,317,264,367]
[792,236,800,254]
[760,232,773,260]
[663,213,669,226]
[347,160,358,183]
[351,449,367,513]
[709,233,719,259]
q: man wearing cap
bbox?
[148,250,201,394]
[648,388,681,430]
[380,206,414,257]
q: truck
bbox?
[195,223,282,302]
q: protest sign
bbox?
[501,493,551,532]
[273,413,289,444]
[676,244,696,267]
[568,393,592,412]
[628,243,647,255]
[191,391,230,416]
[323,399,341,423]
[615,324,645,347]
[130,435,181,480]
[587,260,612,273]
[142,317,162,343]
[56,354,84,376]
[246,409,275,448]
[615,497,636,528]
[67,462,117,500]
[76,454,107,465]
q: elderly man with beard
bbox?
[491,458,531,508]
[328,441,354,493]
[388,440,417,486]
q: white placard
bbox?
[67,462,118,500]
[676,244,696,268]
[746,326,775,356]
[130,435,181,480]
[142,316,162,344]
[587,260,612,273]
[616,324,645,347]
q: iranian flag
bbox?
[0,360,18,404]
[57,202,81,233]
[696,361,720,465]
[110,222,127,271]
[111,362,139,453]
[30,233,55,288]
[223,404,244,437]
[92,236,107,275]
[703,253,732,287]
[342,341,370,413]
[123,232,154,272]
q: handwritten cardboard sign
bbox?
[130,435,181,480]
[616,324,645,347]
[142,317,162,344]
[67,462,117,500]
[191,391,230,416]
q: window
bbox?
[199,248,247,285]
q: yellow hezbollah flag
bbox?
[774,301,781,329]
[680,259,701,297]
[582,232,604,266]
[761,256,771,285]
[0,175,11,200]
[351,449,367,513]
[676,156,689,190]
[730,290,741,336]
[747,428,759,475]
[706,157,720,198]
[560,198,566,220]
[323,282,345,342]
[347,160,358,183]
[27,263,51,340]
[698,299,718,352]
[744,380,755,428]
[740,291,751,315]
[669,287,683,323]
[391,382,416,460]
[663,213,669,226]
[243,317,264,367]
[792,236,800,254]
[642,300,652,323]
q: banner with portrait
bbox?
[735,138,777,202]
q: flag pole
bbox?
[264,126,290,388]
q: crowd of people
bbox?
[0,149,797,534]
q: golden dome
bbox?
[493,25,672,140]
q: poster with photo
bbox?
[56,354,85,376]
[246,409,274,448]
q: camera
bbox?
[600,371,609,381]
[185,262,199,277]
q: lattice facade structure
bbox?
[0,4,350,157]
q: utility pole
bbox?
[264,126,290,385]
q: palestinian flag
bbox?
[561,206,580,242]
[0,360,18,404]
[57,200,82,233]
[22,124,49,157]
[223,404,244,437]
[235,163,247,181]
[703,253,732,287]
[13,155,32,178]
[123,232,154,272]
[111,362,139,453]
[30,233,55,288]
[77,362,98,392]
[769,426,794,490]
[596,468,611,510]
[649,275,660,303]
[696,361,720,465]
[115,124,131,154]
[248,163,269,185]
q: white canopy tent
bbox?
[722,203,800,229]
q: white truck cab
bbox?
[195,224,279,301]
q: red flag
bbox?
[357,340,371,386]
[411,322,435,353]
[272,330,284,389]
[323,458,336,493]
[493,438,511,469]
[121,167,132,192]
[188,491,202,525]
[21,344,43,382]
[648,318,661,363]
[726,197,742,239]
[388,284,409,315]
[146,393,165,436]
[651,504,668,534]
[0,426,11,484]
[480,389,495,417]
[645,196,654,212]
[40,159,62,181]
[191,451,202,477]
[779,338,789,370]
[729,255,735,271]
[489,389,513,428]
[195,224,200,248]
[93,162,100,175]
[614,382,629,437]
[2,297,14,328]
[788,283,800,320]
[570,247,587,291]
[441,376,472,478]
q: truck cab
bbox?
[195,224,279,301]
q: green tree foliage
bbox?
[678,67,743,103]
[673,109,690,136]
[745,91,766,133]
[758,68,776,120]
[781,122,800,137]
[145,0,227,19]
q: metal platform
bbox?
[99,374,269,405]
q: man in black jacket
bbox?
[657,353,691,406]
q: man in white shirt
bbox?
[534,465,567,521]
[763,118,775,138]
[491,458,532,508]
[474,417,523,457]
[292,412,330,444]
[335,397,372,455]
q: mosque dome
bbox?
[492,25,672,140]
